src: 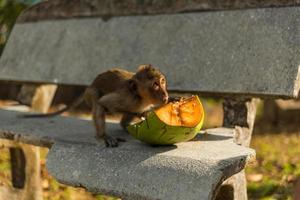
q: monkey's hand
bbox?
[138,111,150,120]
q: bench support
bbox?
[10,147,26,188]
[0,141,43,200]
[216,98,259,200]
[0,84,57,200]
[18,84,57,113]
[263,99,279,125]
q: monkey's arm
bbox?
[95,92,129,147]
[92,101,123,147]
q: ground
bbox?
[247,133,300,200]
[0,98,299,200]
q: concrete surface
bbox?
[0,109,255,199]
[17,0,300,23]
[0,6,300,98]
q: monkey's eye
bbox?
[153,82,160,90]
[161,78,166,84]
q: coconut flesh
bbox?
[127,95,205,145]
[155,96,202,127]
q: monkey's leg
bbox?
[86,88,119,147]
[92,104,119,147]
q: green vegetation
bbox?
[0,0,25,54]
[0,0,41,55]
[247,133,300,199]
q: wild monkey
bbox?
[23,64,169,147]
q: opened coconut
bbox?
[127,95,204,145]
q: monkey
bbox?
[22,64,169,147]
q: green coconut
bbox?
[127,95,205,145]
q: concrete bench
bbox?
[0,1,299,199]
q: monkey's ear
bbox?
[138,64,153,72]
[128,80,138,94]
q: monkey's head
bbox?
[130,64,169,107]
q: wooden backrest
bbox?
[0,1,299,98]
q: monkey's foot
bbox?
[116,137,126,142]
[102,135,125,147]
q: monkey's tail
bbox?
[21,94,85,118]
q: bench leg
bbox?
[10,147,26,189]
[20,144,43,200]
[263,99,279,125]
[0,141,42,200]
[18,84,57,113]
[216,98,259,200]
[216,171,247,200]
[0,84,57,200]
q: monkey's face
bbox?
[134,64,169,107]
[149,76,169,105]
[136,75,169,107]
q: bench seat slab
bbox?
[0,109,255,199]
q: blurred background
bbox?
[0,0,300,199]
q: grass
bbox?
[247,133,300,199]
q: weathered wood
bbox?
[17,84,38,106]
[18,0,300,22]
[263,99,279,125]
[215,184,234,200]
[0,141,42,200]
[223,98,259,146]
[9,148,26,189]
[1,6,300,98]
[18,84,57,112]
[217,170,248,200]
[15,84,56,199]
[20,144,42,200]
[30,84,57,113]
[218,98,259,199]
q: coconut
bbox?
[127,95,204,145]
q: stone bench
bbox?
[0,109,254,199]
[0,1,299,199]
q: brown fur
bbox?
[23,64,169,147]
